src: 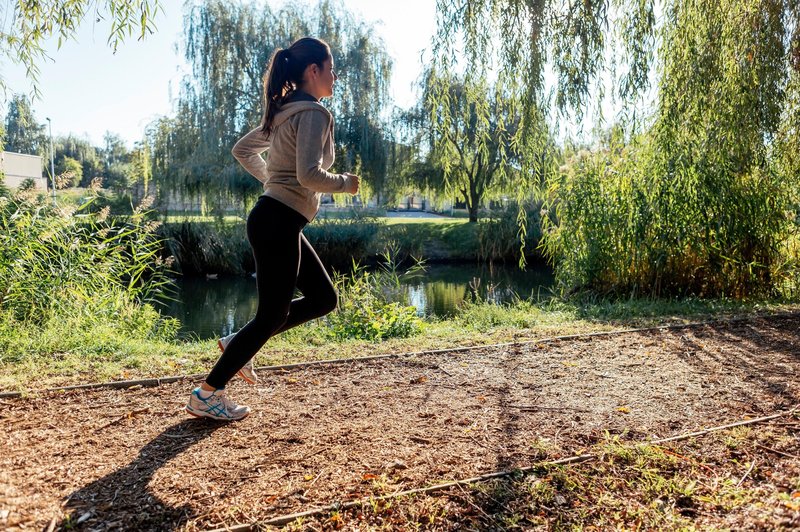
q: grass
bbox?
[379,218,480,260]
[383,216,469,225]
[2,295,798,392]
[162,214,245,224]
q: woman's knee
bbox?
[254,308,290,333]
[319,286,338,315]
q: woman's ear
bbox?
[306,63,319,80]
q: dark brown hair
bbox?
[261,37,331,136]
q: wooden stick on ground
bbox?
[649,408,797,445]
[508,405,591,413]
[755,443,799,460]
[736,460,757,488]
[205,405,799,532]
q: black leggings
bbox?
[205,196,337,389]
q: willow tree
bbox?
[435,0,800,296]
[433,1,662,119]
[1,0,162,95]
[418,69,550,222]
[429,0,661,203]
[150,0,393,209]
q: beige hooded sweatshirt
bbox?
[231,100,352,222]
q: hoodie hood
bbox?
[272,101,331,129]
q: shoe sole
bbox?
[238,370,257,385]
[185,404,250,421]
[218,339,258,385]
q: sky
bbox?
[1,0,438,148]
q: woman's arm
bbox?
[295,110,355,193]
[232,127,271,184]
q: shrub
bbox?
[160,220,252,275]
[477,203,543,264]
[541,139,796,298]
[304,217,383,269]
[325,255,424,341]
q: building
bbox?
[0,151,47,190]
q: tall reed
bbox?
[0,184,177,362]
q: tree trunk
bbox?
[468,178,480,223]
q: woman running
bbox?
[186,37,359,420]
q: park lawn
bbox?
[378,218,479,259]
[162,214,246,224]
[1,297,798,393]
[382,216,469,225]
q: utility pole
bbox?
[45,117,55,205]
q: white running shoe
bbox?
[185,387,251,421]
[218,333,258,385]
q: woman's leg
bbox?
[274,233,338,334]
[204,197,305,389]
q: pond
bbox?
[162,262,555,340]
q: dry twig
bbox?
[508,405,590,413]
[94,408,149,432]
[736,460,757,488]
[755,443,799,460]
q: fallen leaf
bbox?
[304,474,313,481]
[362,473,378,480]
[617,406,631,414]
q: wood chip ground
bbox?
[1,315,799,530]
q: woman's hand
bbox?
[343,172,360,195]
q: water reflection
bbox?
[163,263,554,340]
[404,263,555,317]
[163,275,259,340]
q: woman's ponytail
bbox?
[260,38,331,136]
[261,48,291,136]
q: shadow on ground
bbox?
[677,316,800,410]
[62,419,222,531]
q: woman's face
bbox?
[303,56,338,100]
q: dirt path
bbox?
[2,315,799,530]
